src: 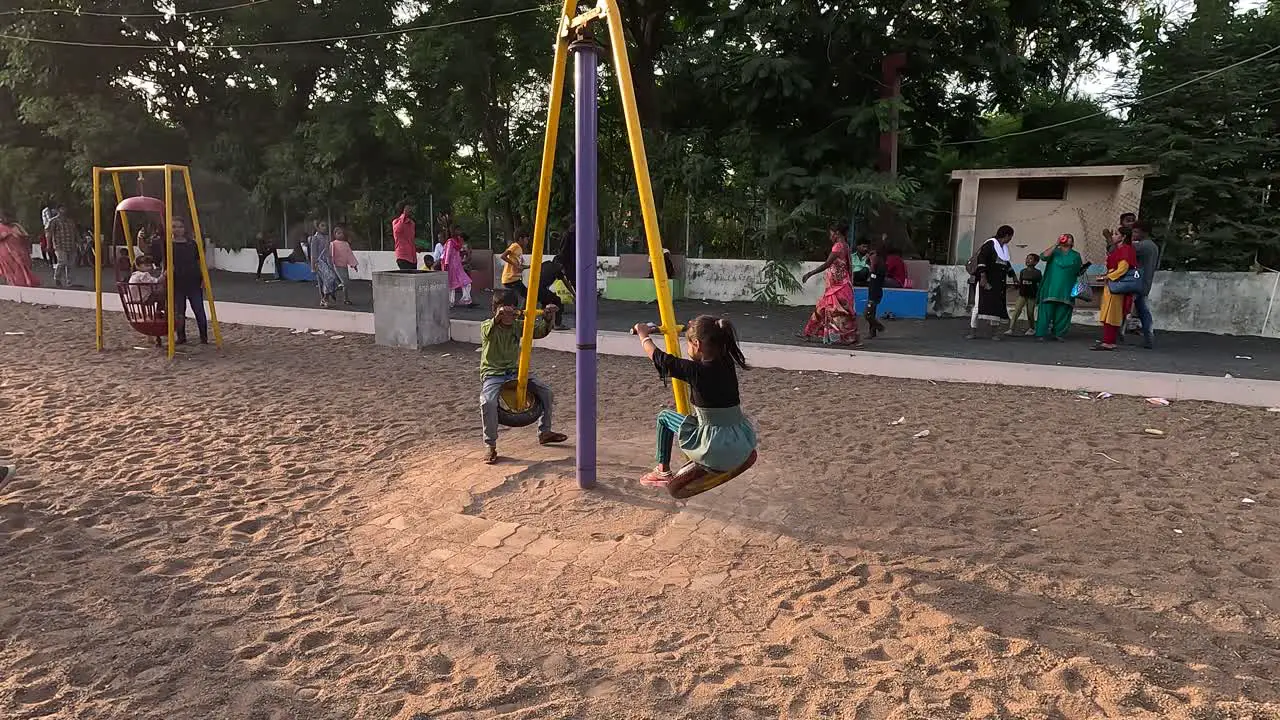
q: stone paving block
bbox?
[494,554,539,582]
[670,512,703,529]
[443,547,487,575]
[573,540,619,570]
[425,547,458,564]
[758,505,789,524]
[473,521,520,549]
[689,571,730,592]
[532,560,568,583]
[695,517,728,537]
[429,514,494,544]
[387,533,421,553]
[656,562,692,589]
[546,540,585,563]
[652,527,694,552]
[501,525,542,552]
[469,548,519,579]
[522,536,562,558]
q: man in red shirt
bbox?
[883,247,908,288]
[392,203,417,270]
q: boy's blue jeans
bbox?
[1134,292,1154,346]
[480,372,553,446]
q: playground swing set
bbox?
[90,164,223,358]
[493,0,757,499]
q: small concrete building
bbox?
[950,164,1155,265]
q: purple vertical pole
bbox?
[572,35,599,490]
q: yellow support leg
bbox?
[93,167,103,351]
[181,167,222,348]
[515,0,577,409]
[602,0,689,414]
[164,166,176,359]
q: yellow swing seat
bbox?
[667,450,758,499]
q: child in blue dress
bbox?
[631,316,757,488]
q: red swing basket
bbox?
[117,282,168,338]
[111,195,170,340]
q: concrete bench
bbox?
[606,253,685,301]
[279,261,314,282]
[468,248,493,292]
[855,287,928,319]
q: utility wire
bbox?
[0,4,549,49]
[0,0,275,19]
[944,43,1280,145]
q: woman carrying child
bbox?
[308,220,340,308]
[632,316,757,488]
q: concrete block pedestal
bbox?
[373,270,450,349]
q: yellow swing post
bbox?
[180,167,223,348]
[515,0,689,415]
[164,166,176,359]
[601,0,689,414]
[93,167,104,351]
[514,0,577,410]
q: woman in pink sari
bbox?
[800,222,859,345]
[0,209,40,288]
[441,229,474,307]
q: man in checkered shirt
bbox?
[45,204,79,287]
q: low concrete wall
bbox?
[191,247,1280,339]
[927,265,1280,338]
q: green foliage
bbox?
[751,258,803,306]
[1122,6,1280,270]
[19,0,1278,276]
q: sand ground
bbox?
[1,301,1278,720]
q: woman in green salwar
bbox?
[1035,234,1090,341]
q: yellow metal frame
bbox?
[515,0,689,414]
[92,163,223,358]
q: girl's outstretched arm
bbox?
[633,323,659,359]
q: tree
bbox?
[1125,4,1280,269]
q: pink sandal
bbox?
[640,468,672,489]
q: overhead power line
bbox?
[0,4,549,49]
[944,43,1280,145]
[0,0,275,19]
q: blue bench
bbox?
[279,261,314,282]
[853,287,928,319]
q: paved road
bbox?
[28,264,1280,380]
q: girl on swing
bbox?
[631,316,758,489]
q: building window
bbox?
[1016,178,1067,201]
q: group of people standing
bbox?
[969,212,1160,348]
[799,222,909,346]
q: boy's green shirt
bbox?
[480,316,548,377]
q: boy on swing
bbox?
[480,290,568,464]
